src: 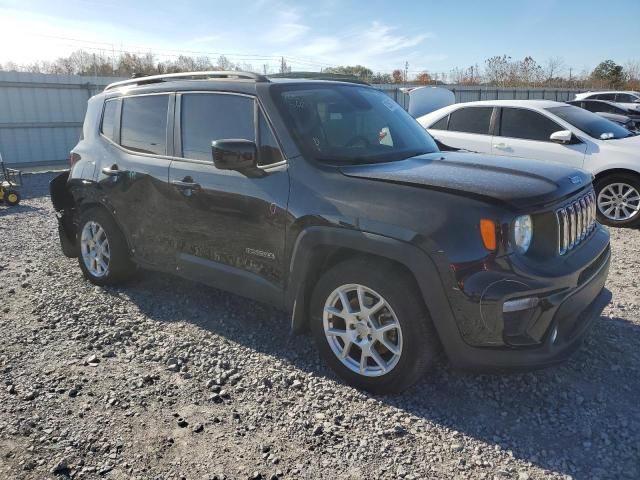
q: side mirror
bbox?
[212,139,258,170]
[550,130,573,144]
[634,99,640,103]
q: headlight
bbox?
[513,215,533,254]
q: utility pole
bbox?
[263,64,267,75]
[569,67,573,86]
[404,61,408,87]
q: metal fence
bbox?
[0,72,588,166]
[0,72,124,166]
[374,84,587,108]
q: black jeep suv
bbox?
[50,72,611,393]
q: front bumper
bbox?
[435,225,611,370]
[449,269,610,371]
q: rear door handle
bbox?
[171,179,201,196]
[101,166,122,176]
[493,142,509,149]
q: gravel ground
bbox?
[0,173,639,480]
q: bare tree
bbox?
[545,57,566,83]
[485,55,510,86]
[217,55,233,70]
[625,59,640,88]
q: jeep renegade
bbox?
[50,71,611,393]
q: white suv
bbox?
[574,91,640,111]
[417,100,640,227]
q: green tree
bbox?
[591,60,625,88]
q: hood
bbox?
[599,133,640,150]
[340,152,592,209]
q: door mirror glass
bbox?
[549,130,573,144]
[212,139,258,170]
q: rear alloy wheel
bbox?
[77,208,134,285]
[80,221,111,278]
[311,259,439,394]
[595,174,640,227]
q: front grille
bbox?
[555,191,597,255]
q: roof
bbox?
[104,70,370,94]
[577,90,640,95]
[446,99,565,108]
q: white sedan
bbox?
[417,100,640,227]
[574,91,640,112]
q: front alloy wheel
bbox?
[323,284,403,377]
[311,259,440,394]
[597,182,640,223]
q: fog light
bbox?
[503,297,539,313]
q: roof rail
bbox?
[267,71,370,85]
[104,71,269,91]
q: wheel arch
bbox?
[593,168,640,184]
[286,227,454,341]
[77,201,134,253]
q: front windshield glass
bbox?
[270,84,439,164]
[546,105,632,140]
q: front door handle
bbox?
[493,142,509,149]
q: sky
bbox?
[0,0,639,76]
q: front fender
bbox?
[285,226,468,360]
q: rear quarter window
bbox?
[100,100,118,141]
[429,115,449,130]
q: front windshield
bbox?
[270,84,439,164]
[547,105,632,140]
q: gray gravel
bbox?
[0,173,639,479]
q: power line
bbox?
[27,33,335,68]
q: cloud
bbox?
[263,7,310,44]
[186,35,222,46]
[288,20,437,71]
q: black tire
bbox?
[594,173,640,228]
[310,258,440,394]
[77,207,135,286]
[5,189,20,206]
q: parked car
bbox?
[418,100,640,227]
[50,72,611,393]
[567,99,640,133]
[574,91,640,111]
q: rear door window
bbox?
[181,93,255,162]
[120,95,169,155]
[499,108,562,142]
[584,101,615,114]
[100,99,119,141]
[447,107,493,135]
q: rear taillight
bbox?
[69,152,81,168]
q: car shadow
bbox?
[101,269,639,479]
[0,203,48,216]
